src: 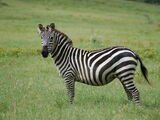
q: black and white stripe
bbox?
[38,23,149,104]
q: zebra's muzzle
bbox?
[41,46,49,58]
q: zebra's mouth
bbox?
[41,46,49,58]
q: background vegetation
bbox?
[0,0,160,120]
[130,0,160,4]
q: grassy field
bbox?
[0,0,160,120]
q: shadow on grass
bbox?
[76,94,131,106]
[0,0,9,7]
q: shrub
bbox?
[129,0,160,4]
[0,48,41,57]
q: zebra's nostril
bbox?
[41,46,49,58]
[41,51,48,58]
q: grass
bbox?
[0,0,160,119]
[0,56,160,120]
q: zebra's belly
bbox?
[75,73,116,86]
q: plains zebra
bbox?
[37,23,149,105]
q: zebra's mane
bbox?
[54,29,73,46]
[45,25,68,37]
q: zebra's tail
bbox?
[136,55,150,85]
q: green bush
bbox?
[0,48,41,57]
[144,0,160,4]
[130,0,160,4]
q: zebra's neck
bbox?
[51,37,73,76]
[53,43,72,64]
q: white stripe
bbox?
[83,53,91,84]
[71,48,77,72]
[126,83,134,87]
[75,49,83,80]
[118,70,135,78]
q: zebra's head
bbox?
[38,23,56,58]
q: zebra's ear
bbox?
[37,24,44,33]
[49,23,55,31]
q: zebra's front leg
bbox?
[64,78,75,104]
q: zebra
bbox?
[37,23,150,105]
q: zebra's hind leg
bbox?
[121,83,133,101]
[118,75,141,105]
[64,78,75,104]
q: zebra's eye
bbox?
[50,37,53,42]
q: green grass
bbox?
[0,0,160,119]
